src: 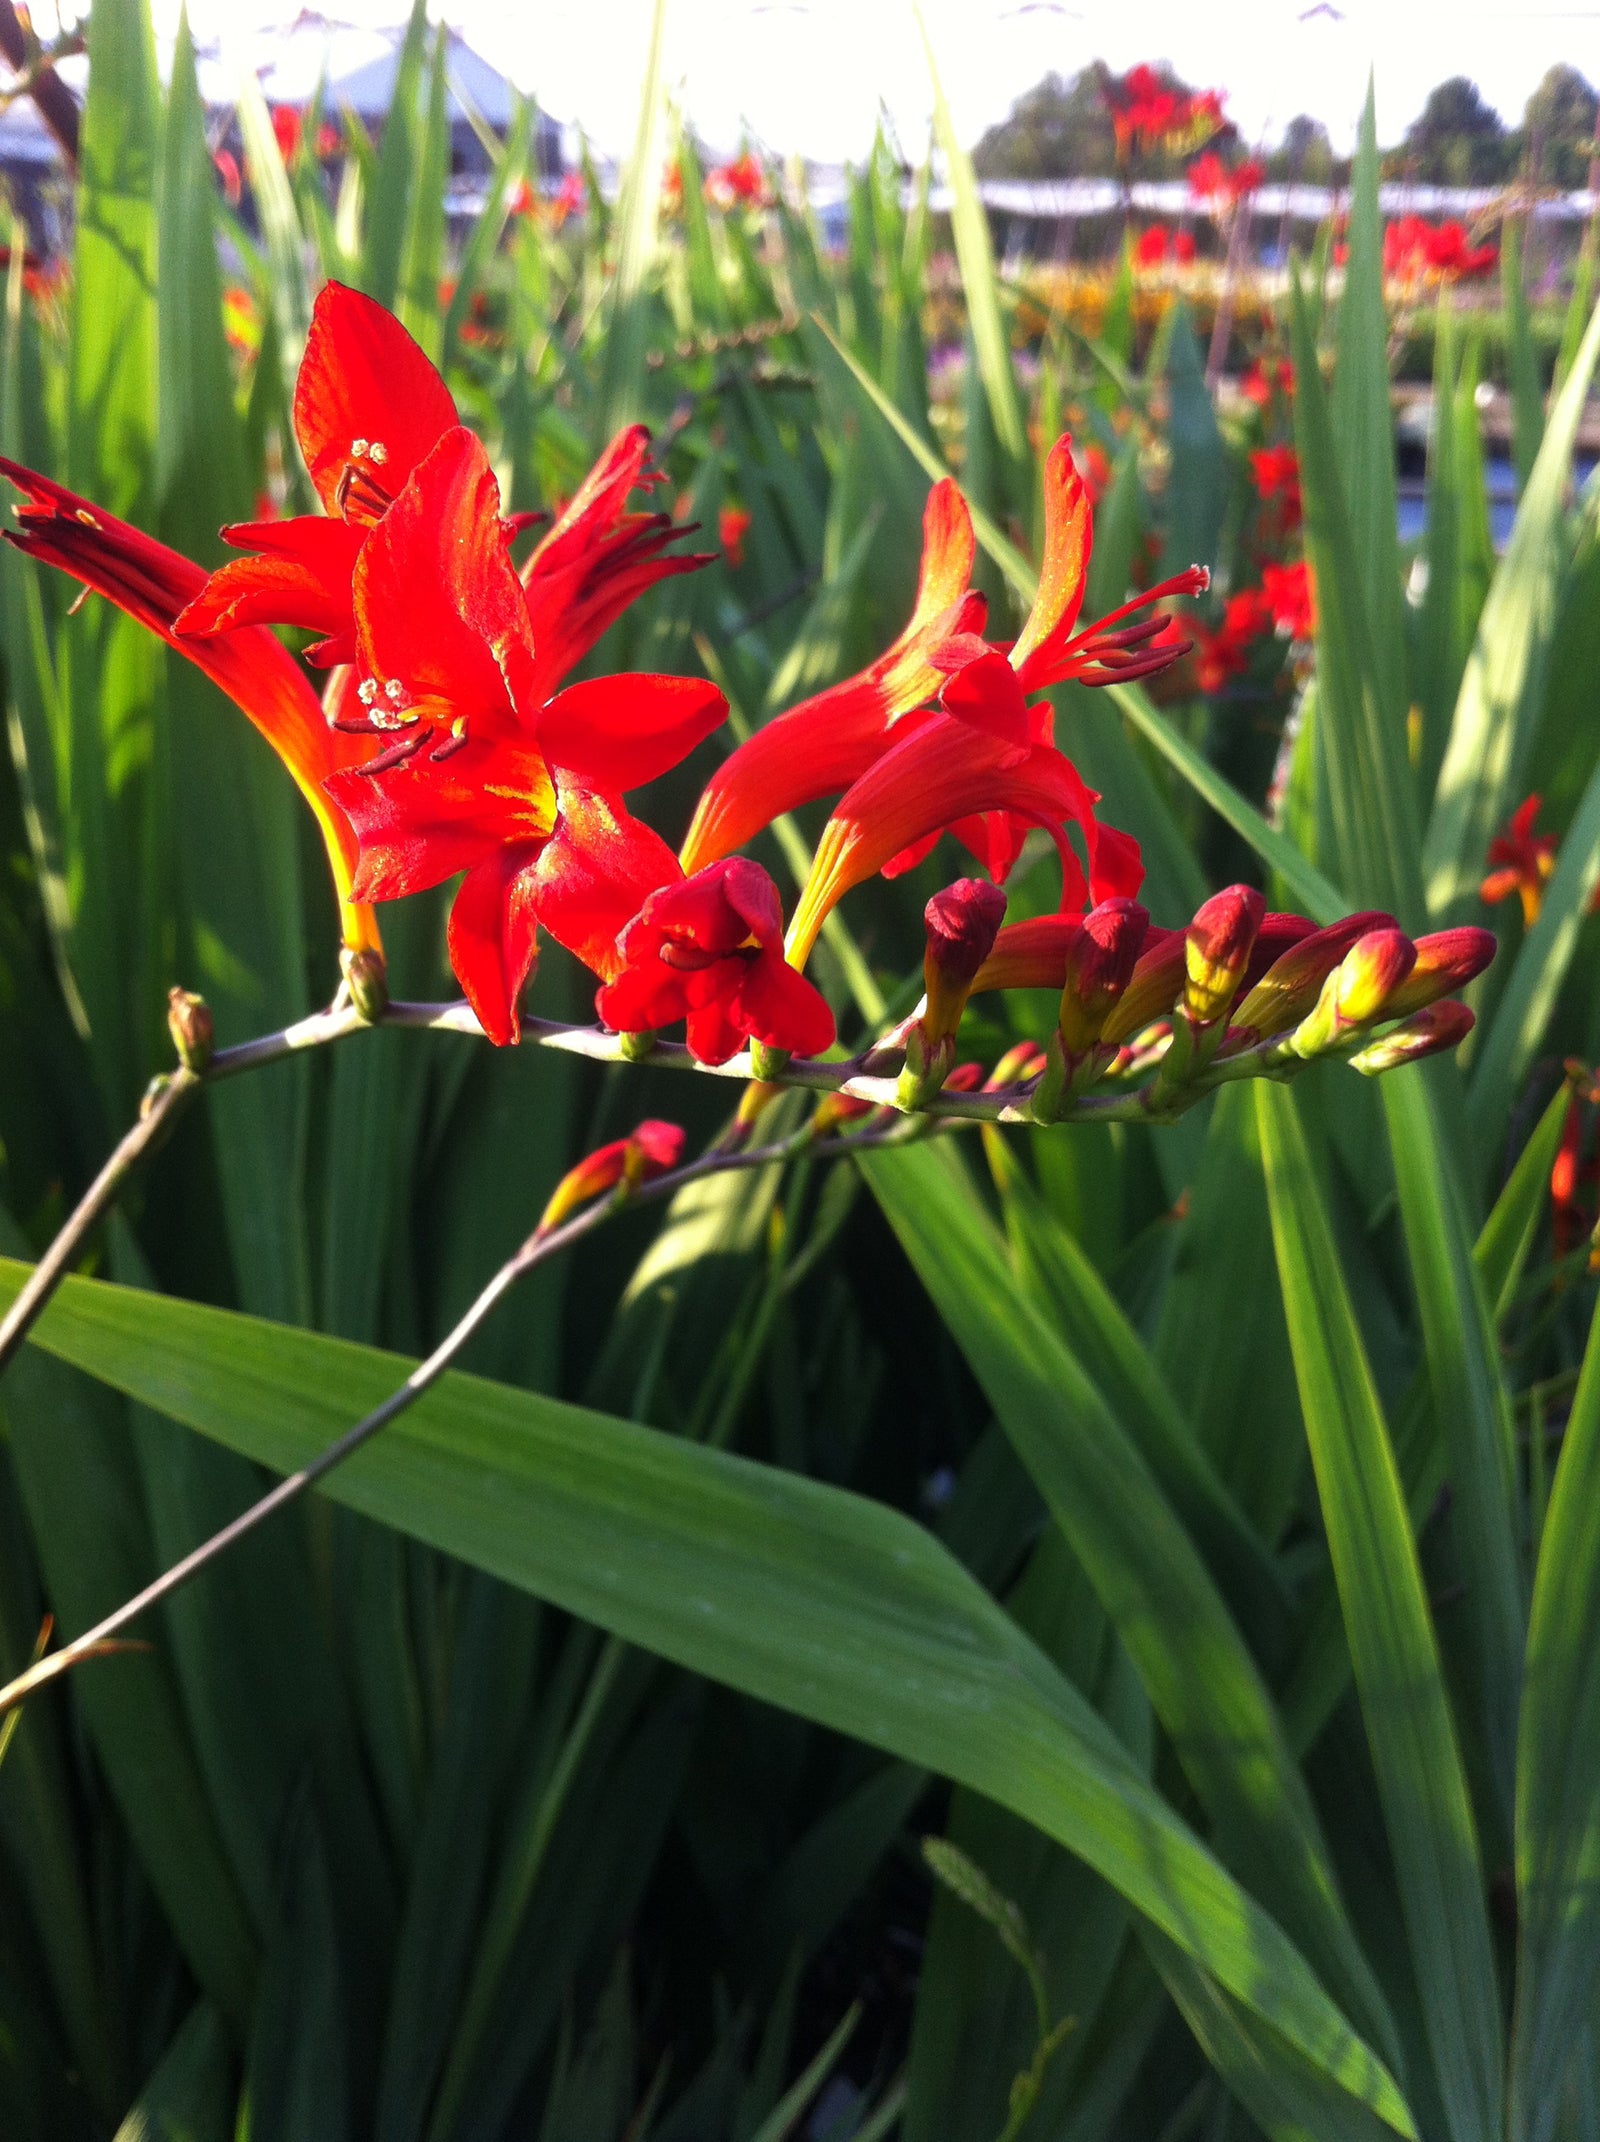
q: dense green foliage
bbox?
[4,4,1600,2139]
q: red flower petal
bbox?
[294,280,458,518]
[327,735,557,900]
[1010,437,1091,691]
[446,842,544,1045]
[536,672,727,793]
[729,947,836,1057]
[531,781,683,981]
[354,427,538,736]
[0,455,379,950]
[173,513,362,649]
[678,478,981,871]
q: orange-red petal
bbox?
[294,280,458,517]
[536,672,727,793]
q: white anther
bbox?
[384,678,405,703]
[368,441,388,465]
[357,677,378,704]
[351,436,370,458]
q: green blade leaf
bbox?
[1381,1071,1524,1838]
[1331,85,1410,743]
[1423,295,1600,922]
[1514,1287,1600,2142]
[862,1140,1399,2073]
[0,1254,1412,2135]
[1290,266,1424,925]
[598,0,667,438]
[919,16,1026,488]
[1255,1081,1503,2142]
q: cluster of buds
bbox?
[912,886,1498,1126]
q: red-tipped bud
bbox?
[1184,885,1265,1026]
[1230,911,1397,1040]
[923,878,1008,1045]
[987,1040,1048,1088]
[1333,927,1417,1025]
[166,987,214,1073]
[1100,929,1185,1047]
[811,1087,878,1139]
[536,1119,685,1236]
[1059,898,1149,1055]
[943,1062,986,1094]
[1348,1000,1476,1075]
[1383,927,1497,1019]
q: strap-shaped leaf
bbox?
[862,1141,1399,2073]
[1513,1288,1600,2142]
[1423,295,1600,922]
[1256,1083,1503,2142]
[0,1254,1413,2136]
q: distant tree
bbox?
[1268,114,1335,184]
[1522,64,1598,189]
[972,62,1233,180]
[973,66,1116,179]
[1401,76,1516,185]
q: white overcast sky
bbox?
[118,0,1600,160]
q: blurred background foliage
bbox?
[4,1,1600,2138]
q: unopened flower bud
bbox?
[1348,1000,1476,1075]
[987,1040,1047,1089]
[1382,927,1496,1020]
[1100,930,1185,1047]
[1230,911,1396,1041]
[1059,898,1148,1056]
[1334,927,1417,1024]
[922,880,1008,1045]
[898,1021,959,1110]
[341,945,389,1023]
[811,1088,877,1139]
[166,987,213,1073]
[1184,886,1265,1027]
[536,1119,685,1236]
[1292,928,1418,1058]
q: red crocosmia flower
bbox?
[1193,587,1272,693]
[270,104,303,164]
[1261,560,1314,640]
[213,146,242,204]
[705,151,770,210]
[598,858,835,1066]
[176,280,459,665]
[1249,445,1302,530]
[0,458,382,954]
[1173,229,1197,265]
[679,477,984,872]
[719,502,751,567]
[1004,436,1208,695]
[1133,226,1169,270]
[1551,1095,1600,1261]
[321,428,726,1044]
[1481,794,1559,930]
[515,424,713,704]
[783,669,1143,970]
[1240,356,1293,408]
[315,121,342,161]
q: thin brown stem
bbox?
[0,1129,818,1722]
[0,1067,199,1375]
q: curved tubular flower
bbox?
[517,422,715,703]
[597,858,836,1066]
[178,284,709,685]
[1006,436,1209,694]
[0,457,382,955]
[536,1118,686,1234]
[176,280,459,664]
[972,914,1181,996]
[783,695,1142,971]
[678,477,983,873]
[321,427,726,1045]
